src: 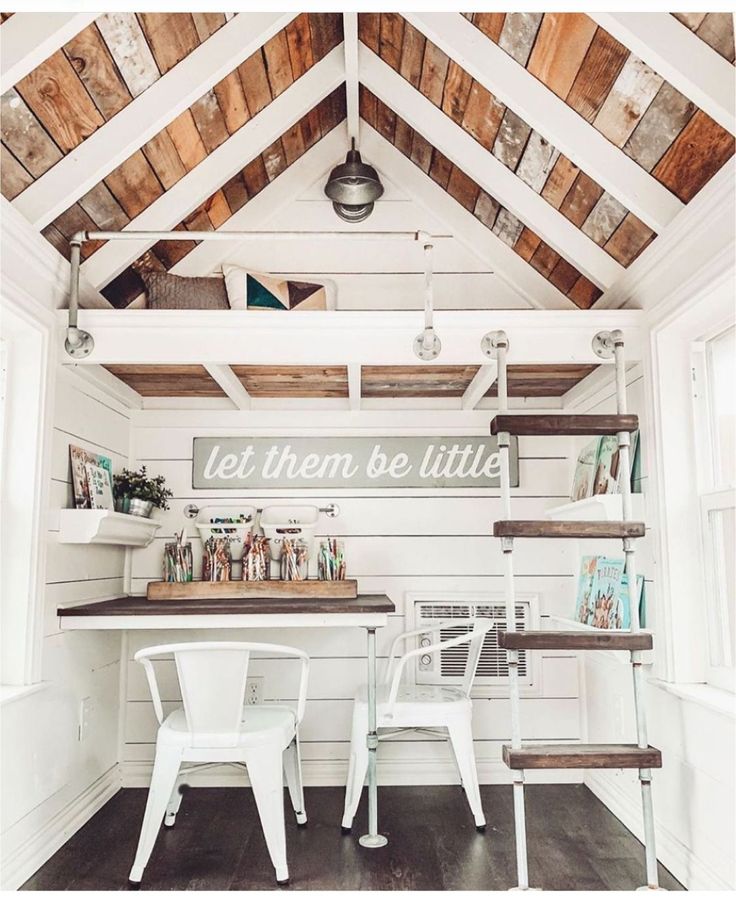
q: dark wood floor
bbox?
[23,784,683,891]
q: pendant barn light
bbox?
[324,139,384,222]
[413,236,441,361]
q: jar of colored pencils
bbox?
[318,538,346,581]
[163,542,193,583]
[281,538,308,581]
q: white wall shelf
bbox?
[59,510,162,547]
[546,493,645,522]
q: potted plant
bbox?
[113,466,172,518]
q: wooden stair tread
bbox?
[499,630,653,651]
[491,414,639,436]
[502,744,662,770]
[493,520,645,538]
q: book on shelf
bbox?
[574,555,645,630]
[569,429,641,500]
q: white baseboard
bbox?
[585,772,731,891]
[122,759,582,787]
[1,765,122,891]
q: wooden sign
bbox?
[192,436,519,489]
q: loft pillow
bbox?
[142,272,229,310]
[222,264,335,311]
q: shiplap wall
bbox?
[1,367,130,888]
[123,410,584,787]
[577,368,735,890]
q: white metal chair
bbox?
[129,641,309,887]
[342,617,493,833]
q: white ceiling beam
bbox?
[592,12,736,136]
[61,363,143,410]
[204,364,252,410]
[406,12,683,233]
[80,45,345,289]
[361,125,575,310]
[14,12,297,229]
[0,12,97,92]
[343,12,360,144]
[360,45,624,291]
[461,363,498,410]
[347,364,361,411]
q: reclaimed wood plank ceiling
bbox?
[1,11,733,312]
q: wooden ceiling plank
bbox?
[603,212,655,267]
[0,89,62,178]
[462,363,498,410]
[418,40,450,107]
[498,13,542,67]
[80,46,344,289]
[695,14,734,64]
[0,11,97,92]
[63,23,132,120]
[190,89,230,154]
[623,82,696,172]
[95,13,160,99]
[592,55,663,148]
[460,81,504,151]
[360,43,623,290]
[104,149,162,219]
[405,12,683,233]
[527,13,597,100]
[592,12,735,135]
[13,12,295,229]
[142,130,187,190]
[213,71,250,134]
[191,13,226,43]
[515,131,560,193]
[399,19,426,90]
[262,28,294,98]
[285,14,314,80]
[0,144,32,200]
[565,27,629,123]
[137,13,199,75]
[204,364,252,409]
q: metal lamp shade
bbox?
[325,144,384,222]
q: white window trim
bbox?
[646,267,735,688]
[0,290,56,687]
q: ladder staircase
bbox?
[489,329,661,891]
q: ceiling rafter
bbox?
[13,11,297,230]
[359,43,624,291]
[343,12,360,142]
[80,44,345,290]
[592,12,735,136]
[204,364,252,410]
[361,124,575,310]
[461,363,498,410]
[347,364,361,411]
[406,12,683,233]
[0,12,97,92]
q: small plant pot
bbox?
[115,496,131,514]
[128,498,154,519]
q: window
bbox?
[693,325,736,691]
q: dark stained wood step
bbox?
[502,744,662,770]
[491,414,639,436]
[493,520,645,538]
[499,630,653,651]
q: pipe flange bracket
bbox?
[592,329,624,360]
[413,329,441,361]
[64,328,95,359]
[481,330,509,359]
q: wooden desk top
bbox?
[57,594,395,618]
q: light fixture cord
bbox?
[423,242,434,349]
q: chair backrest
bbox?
[134,641,309,747]
[461,617,494,697]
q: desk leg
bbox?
[359,627,388,848]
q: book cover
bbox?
[574,555,598,624]
[619,572,645,630]
[593,435,621,495]
[85,463,114,510]
[571,439,600,501]
[70,445,113,508]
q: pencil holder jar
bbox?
[163,542,193,583]
[202,537,232,582]
[280,538,309,581]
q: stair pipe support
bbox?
[639,767,659,889]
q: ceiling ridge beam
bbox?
[343,12,359,143]
[0,12,97,92]
[592,12,735,136]
[204,364,252,410]
[361,125,575,310]
[405,12,683,232]
[462,363,498,410]
[359,44,624,291]
[80,45,346,289]
[13,11,297,229]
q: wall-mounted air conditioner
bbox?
[406,595,541,696]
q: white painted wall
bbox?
[0,368,130,889]
[574,365,735,890]
[122,408,584,788]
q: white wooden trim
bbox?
[343,11,360,144]
[61,363,143,410]
[406,12,683,233]
[348,363,361,411]
[0,12,97,93]
[461,363,498,410]
[592,12,736,136]
[359,44,625,290]
[136,395,563,412]
[60,308,646,367]
[59,612,390,630]
[14,12,297,229]
[361,127,573,310]
[203,364,252,410]
[80,45,346,289]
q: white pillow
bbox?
[221,264,337,310]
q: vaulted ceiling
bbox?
[1,11,734,312]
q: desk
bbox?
[58,594,395,848]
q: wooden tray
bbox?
[147,579,358,600]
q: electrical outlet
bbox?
[78,696,94,741]
[246,678,263,705]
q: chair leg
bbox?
[283,734,307,825]
[164,775,186,827]
[246,746,289,884]
[341,705,369,832]
[129,745,182,883]
[447,718,486,829]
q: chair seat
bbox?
[354,683,470,725]
[158,705,296,750]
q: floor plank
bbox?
[22,785,684,891]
